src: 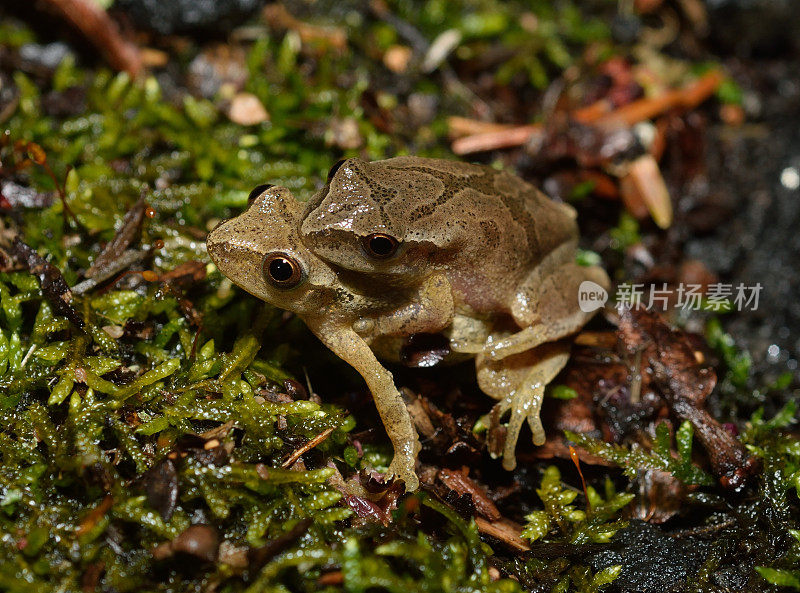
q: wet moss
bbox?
[0,3,798,591]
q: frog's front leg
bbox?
[477,341,570,470]
[354,272,454,338]
[485,262,609,361]
[445,313,492,354]
[306,320,421,490]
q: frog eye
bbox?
[361,233,400,260]
[326,159,346,183]
[263,252,304,289]
[248,184,274,204]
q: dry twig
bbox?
[281,426,336,468]
[38,0,143,77]
[451,70,724,155]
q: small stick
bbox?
[451,70,724,155]
[38,0,143,77]
[71,249,147,295]
[447,116,517,139]
[263,4,346,50]
[281,426,336,468]
[76,495,114,536]
[591,70,724,128]
[475,517,531,552]
[452,124,542,155]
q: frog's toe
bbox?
[501,410,523,471]
[484,327,546,362]
[387,456,419,491]
[528,410,546,447]
[480,342,569,471]
[497,384,546,471]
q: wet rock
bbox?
[117,0,263,35]
[400,333,451,368]
[18,42,71,71]
[588,520,708,592]
[152,524,219,562]
[705,0,800,58]
[684,60,800,377]
[171,525,219,562]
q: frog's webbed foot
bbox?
[477,342,570,471]
[489,389,545,471]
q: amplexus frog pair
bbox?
[207,157,609,490]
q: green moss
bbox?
[567,421,715,486]
[2,6,576,588]
[1,4,798,591]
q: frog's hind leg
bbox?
[477,342,570,471]
[485,259,609,361]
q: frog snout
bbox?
[205,222,227,261]
[205,219,244,267]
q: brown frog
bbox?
[206,157,609,490]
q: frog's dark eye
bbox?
[326,159,346,183]
[263,252,304,289]
[248,184,274,204]
[361,233,400,260]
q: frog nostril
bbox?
[209,218,228,233]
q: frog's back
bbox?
[375,156,577,267]
[301,157,579,312]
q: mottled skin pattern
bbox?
[207,157,609,490]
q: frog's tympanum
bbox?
[207,157,609,490]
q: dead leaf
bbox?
[227,93,269,126]
[142,458,179,522]
[620,154,673,228]
[383,45,412,73]
[438,468,501,521]
[618,307,760,490]
[12,237,84,328]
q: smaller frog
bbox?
[207,185,423,489]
